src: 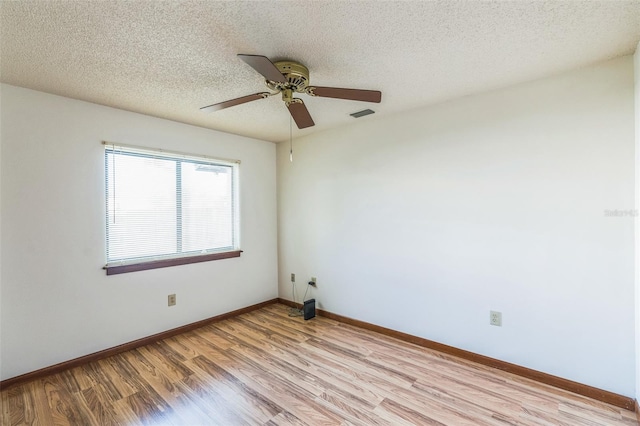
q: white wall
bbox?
[635,41,640,402]
[278,56,636,396]
[0,84,3,377]
[0,84,278,380]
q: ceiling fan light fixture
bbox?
[350,109,375,118]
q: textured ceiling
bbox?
[2,1,640,143]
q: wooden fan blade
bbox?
[309,86,382,103]
[200,93,269,113]
[238,54,287,83]
[287,100,315,129]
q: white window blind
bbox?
[105,144,239,266]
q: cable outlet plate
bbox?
[310,277,316,286]
[490,311,502,326]
[168,294,176,306]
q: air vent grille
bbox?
[350,109,375,118]
[287,75,308,91]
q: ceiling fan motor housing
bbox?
[266,61,310,92]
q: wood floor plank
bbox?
[375,397,447,425]
[110,397,144,426]
[134,342,193,383]
[3,385,28,426]
[173,374,256,424]
[78,361,124,402]
[222,353,341,423]
[123,389,178,425]
[1,303,637,425]
[0,385,11,425]
[315,390,392,426]
[79,387,119,426]
[117,352,211,425]
[41,376,95,425]
[365,352,547,424]
[205,350,344,425]
[162,334,202,360]
[186,355,284,424]
[23,381,57,426]
[265,409,308,426]
[216,318,382,409]
[299,339,417,390]
[229,328,385,408]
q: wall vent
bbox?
[350,109,375,118]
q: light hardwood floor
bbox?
[1,303,637,425]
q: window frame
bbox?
[103,142,241,275]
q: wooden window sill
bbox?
[104,250,242,275]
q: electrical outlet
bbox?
[310,277,317,286]
[168,294,176,306]
[291,273,295,282]
[490,311,502,326]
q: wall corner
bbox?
[634,41,640,402]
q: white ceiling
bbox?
[2,1,639,143]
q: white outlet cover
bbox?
[490,311,502,326]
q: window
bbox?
[104,143,240,275]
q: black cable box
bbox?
[303,299,316,320]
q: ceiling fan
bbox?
[200,54,382,129]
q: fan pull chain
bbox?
[289,115,293,162]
